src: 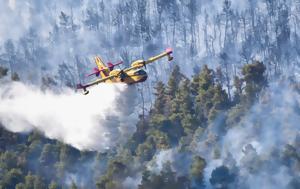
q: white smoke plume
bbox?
[147,149,193,176]
[0,81,138,151]
[202,81,300,188]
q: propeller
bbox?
[86,61,123,77]
[107,61,123,71]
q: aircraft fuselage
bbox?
[106,69,148,84]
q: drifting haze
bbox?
[144,81,300,189]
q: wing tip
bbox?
[76,83,84,89]
[166,48,173,54]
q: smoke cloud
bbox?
[0,81,138,151]
[143,81,300,189]
[202,81,300,188]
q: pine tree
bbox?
[194,65,230,123]
[208,84,230,121]
[0,168,23,189]
[232,76,243,104]
[210,165,235,189]
[190,156,206,187]
[39,144,59,166]
[152,81,167,115]
[70,181,78,189]
[48,181,59,189]
[170,79,196,135]
[0,66,8,79]
[11,72,20,81]
[242,61,267,105]
[166,65,182,98]
[195,65,216,123]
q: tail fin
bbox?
[94,56,108,78]
[95,56,106,69]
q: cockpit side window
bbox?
[135,70,146,75]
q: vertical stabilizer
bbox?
[94,56,108,78]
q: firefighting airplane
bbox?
[77,48,173,95]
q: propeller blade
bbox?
[114,61,123,66]
[107,61,123,71]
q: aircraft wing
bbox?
[77,74,116,90]
[145,48,173,64]
[123,48,173,73]
[122,61,145,72]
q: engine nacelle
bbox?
[131,60,145,67]
[109,69,120,76]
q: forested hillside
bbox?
[1,0,300,189]
[1,0,300,97]
[1,61,299,188]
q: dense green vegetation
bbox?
[0,62,299,189]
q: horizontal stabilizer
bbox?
[86,68,104,77]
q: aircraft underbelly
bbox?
[125,75,147,84]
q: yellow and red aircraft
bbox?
[77,48,173,95]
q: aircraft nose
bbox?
[141,73,148,82]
